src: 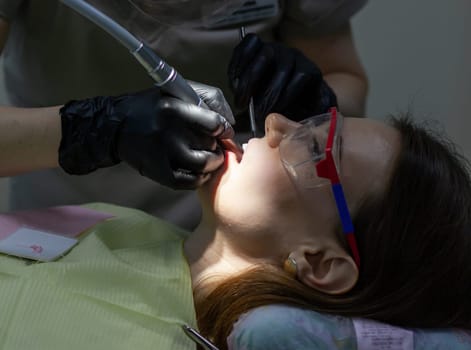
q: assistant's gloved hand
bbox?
[228,33,338,132]
[59,83,234,190]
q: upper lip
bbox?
[220,138,243,160]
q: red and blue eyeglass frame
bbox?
[316,108,360,267]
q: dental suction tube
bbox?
[60,0,202,106]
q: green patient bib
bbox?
[0,203,197,349]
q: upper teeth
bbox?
[242,143,248,152]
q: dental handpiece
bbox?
[60,0,202,107]
[239,27,258,138]
[61,0,242,158]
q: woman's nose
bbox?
[265,113,300,148]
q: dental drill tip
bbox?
[248,98,257,137]
[239,26,246,40]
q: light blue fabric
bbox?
[227,305,471,350]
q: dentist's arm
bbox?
[58,86,233,189]
[0,89,233,190]
[281,24,368,117]
[229,25,367,126]
[0,19,233,188]
[0,106,61,176]
[0,18,61,176]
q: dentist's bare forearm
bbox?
[0,106,61,176]
[0,20,61,176]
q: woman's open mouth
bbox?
[220,138,244,163]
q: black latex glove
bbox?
[228,33,338,133]
[59,82,234,190]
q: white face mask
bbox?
[127,0,247,27]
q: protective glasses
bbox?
[279,108,360,267]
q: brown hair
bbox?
[194,116,471,349]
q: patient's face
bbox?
[199,114,400,259]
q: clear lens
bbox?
[279,112,342,188]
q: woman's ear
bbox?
[293,246,359,295]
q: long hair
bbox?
[194,116,471,349]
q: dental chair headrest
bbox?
[228,305,471,350]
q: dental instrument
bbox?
[239,26,258,138]
[61,0,243,158]
[60,0,203,107]
[182,324,219,350]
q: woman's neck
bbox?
[183,219,254,296]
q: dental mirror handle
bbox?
[239,27,258,137]
[60,0,202,106]
[182,324,219,350]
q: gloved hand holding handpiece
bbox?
[59,81,235,190]
[57,0,238,190]
[228,33,338,133]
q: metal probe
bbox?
[239,26,258,138]
[182,324,219,350]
